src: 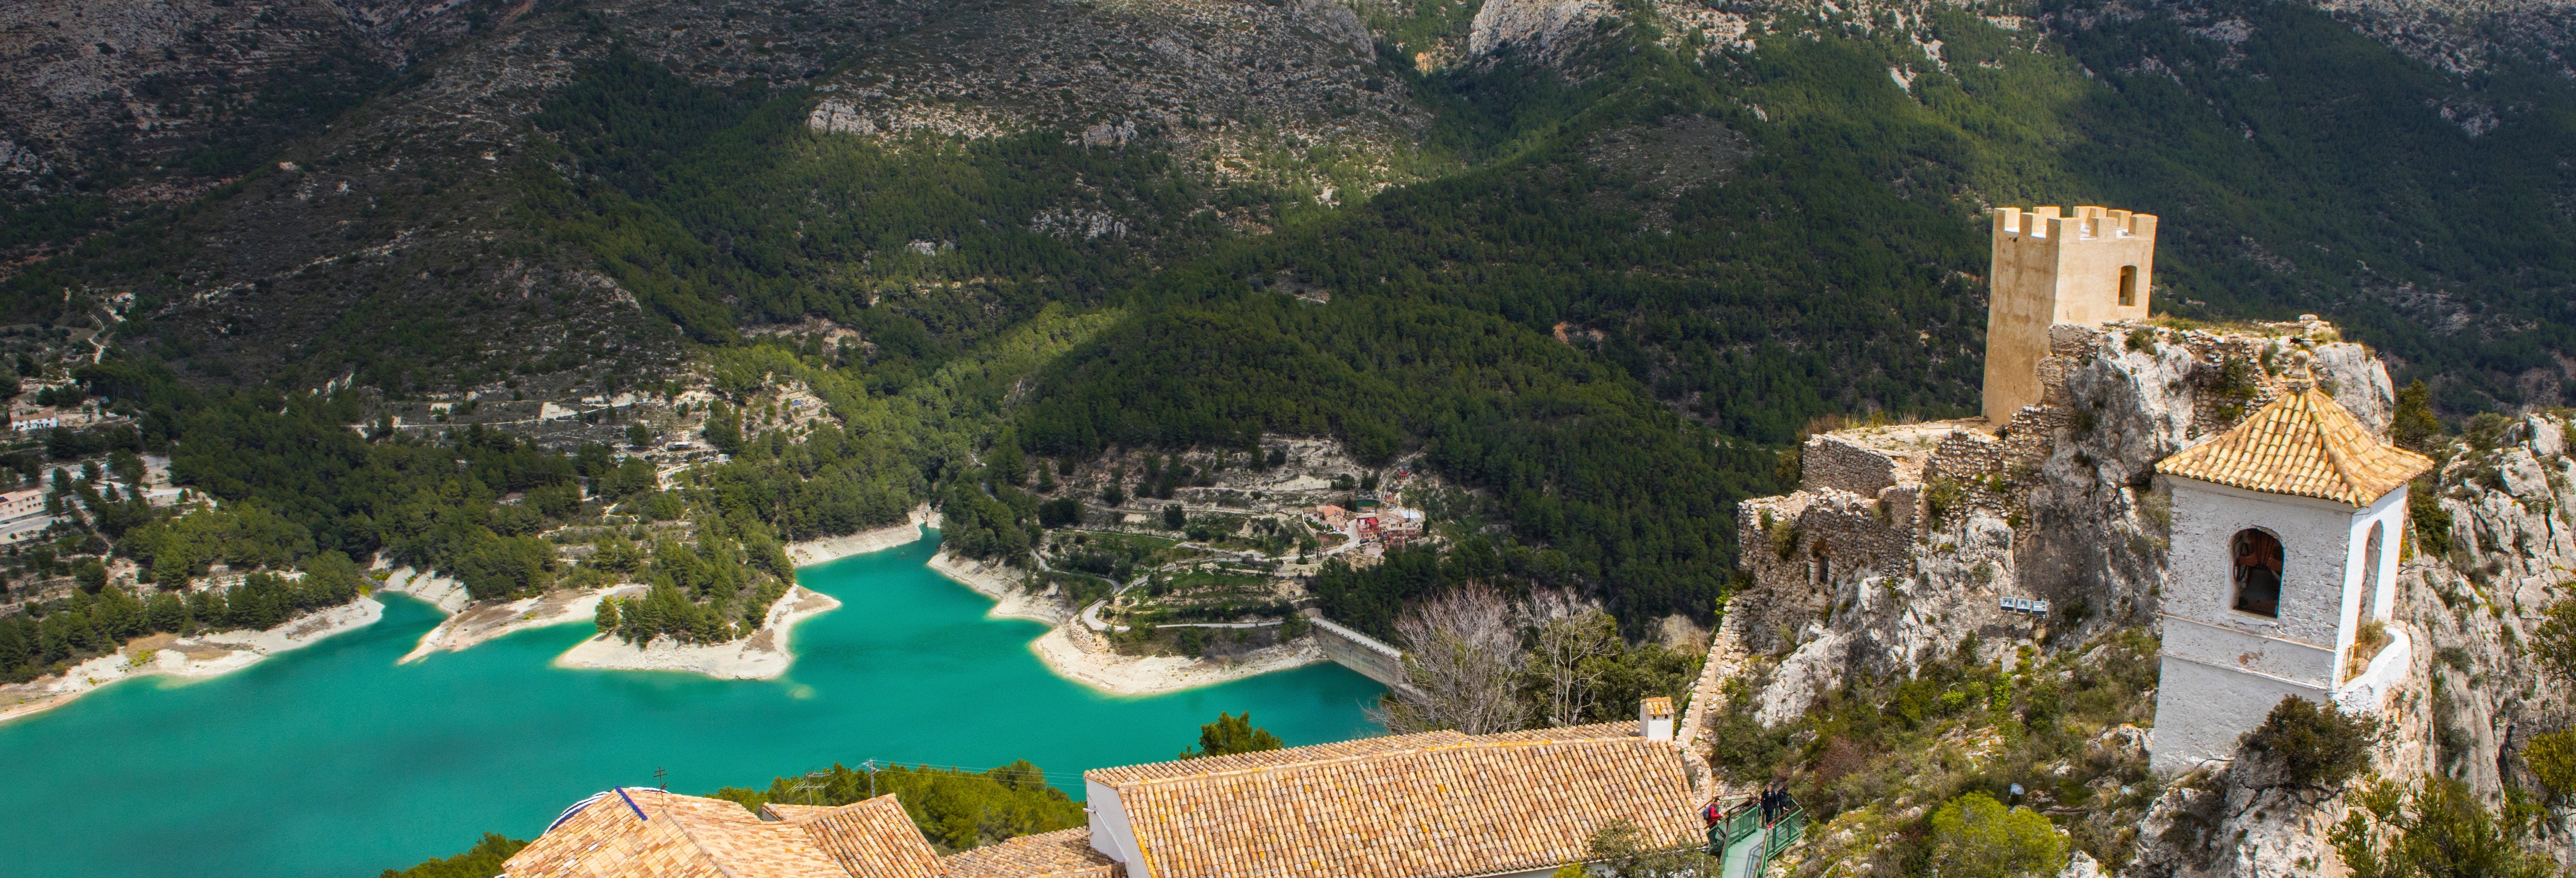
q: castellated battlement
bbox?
[1984,205,2159,424]
[1990,204,2158,243]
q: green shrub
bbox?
[2408,482,2452,558]
[1926,792,2066,878]
[711,760,1082,851]
[1926,478,1966,527]
[2531,598,2576,685]
[1177,711,1284,758]
[2330,777,2559,878]
[2215,355,2260,400]
[2525,730,2576,807]
[2241,696,2378,789]
[378,833,527,878]
[2389,381,2442,453]
[1037,497,1082,529]
[1770,516,1799,561]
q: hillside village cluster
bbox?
[480,204,2497,877]
[0,387,189,557]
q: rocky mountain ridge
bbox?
[5,0,2572,412]
[0,0,484,200]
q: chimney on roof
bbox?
[1639,696,1675,741]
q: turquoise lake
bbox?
[0,532,1385,877]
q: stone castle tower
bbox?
[1983,206,2158,424]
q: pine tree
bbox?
[1178,712,1283,758]
[2390,381,2442,452]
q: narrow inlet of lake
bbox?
[0,533,1385,877]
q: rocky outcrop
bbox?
[1469,0,1619,62]
[2385,414,2573,790]
[1702,318,2576,873]
[1725,318,2390,696]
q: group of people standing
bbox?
[1700,778,1797,852]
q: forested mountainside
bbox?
[2,0,2574,662]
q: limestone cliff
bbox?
[1468,0,1620,63]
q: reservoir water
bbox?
[0,532,1385,877]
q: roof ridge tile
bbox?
[2155,387,2432,505]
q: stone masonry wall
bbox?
[1800,435,1901,497]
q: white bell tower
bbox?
[2146,376,2431,773]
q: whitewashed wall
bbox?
[2151,476,2404,773]
[1084,780,1143,868]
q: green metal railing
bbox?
[1703,797,1804,878]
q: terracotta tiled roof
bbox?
[780,796,950,878]
[941,828,1121,878]
[2155,387,2433,506]
[1471,722,1640,742]
[500,790,727,878]
[1104,736,1700,878]
[1081,731,1473,787]
[501,790,946,878]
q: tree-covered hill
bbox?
[0,0,2572,637]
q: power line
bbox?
[776,758,1086,786]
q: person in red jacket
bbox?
[1702,796,1728,853]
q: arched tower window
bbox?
[2232,529,2283,617]
[2118,266,2138,307]
[2361,522,2384,609]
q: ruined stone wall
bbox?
[1799,435,1901,496]
[1734,487,1917,658]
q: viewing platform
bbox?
[1705,794,1805,878]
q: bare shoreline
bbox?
[784,505,937,568]
[925,550,1067,625]
[1029,628,1328,697]
[551,585,842,679]
[400,584,641,663]
[0,597,386,725]
[2,508,1312,721]
[923,550,1328,695]
[378,566,473,614]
